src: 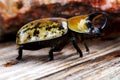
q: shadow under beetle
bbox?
[16,12,107,61]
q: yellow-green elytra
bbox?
[16,18,68,45]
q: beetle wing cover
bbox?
[16,18,68,44]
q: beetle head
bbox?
[68,12,108,35]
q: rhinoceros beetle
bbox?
[16,12,107,61]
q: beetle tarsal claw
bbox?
[48,58,54,61]
[16,56,22,60]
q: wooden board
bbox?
[0,38,120,80]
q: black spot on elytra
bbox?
[58,25,64,30]
[46,25,58,31]
[52,25,58,28]
[27,35,31,39]
[46,27,52,31]
[44,35,47,38]
[22,22,41,33]
[23,28,32,33]
[62,31,65,35]
[33,30,39,36]
[34,22,41,28]
[31,23,33,25]
[25,25,28,28]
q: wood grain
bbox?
[0,38,120,80]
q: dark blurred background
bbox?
[0,0,120,42]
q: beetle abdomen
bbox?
[16,18,68,44]
[19,34,69,50]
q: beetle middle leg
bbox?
[49,47,60,61]
[71,37,83,57]
[49,41,67,61]
[16,46,23,60]
[49,47,55,61]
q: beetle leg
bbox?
[48,40,68,61]
[71,37,83,57]
[81,34,89,52]
[49,47,56,61]
[16,46,23,60]
[83,42,89,52]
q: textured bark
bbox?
[0,0,119,41]
[0,37,120,80]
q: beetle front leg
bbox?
[16,46,23,60]
[71,37,83,57]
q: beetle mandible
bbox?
[16,12,107,61]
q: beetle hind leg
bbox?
[16,46,23,60]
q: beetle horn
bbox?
[86,12,108,35]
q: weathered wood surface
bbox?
[0,38,120,80]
